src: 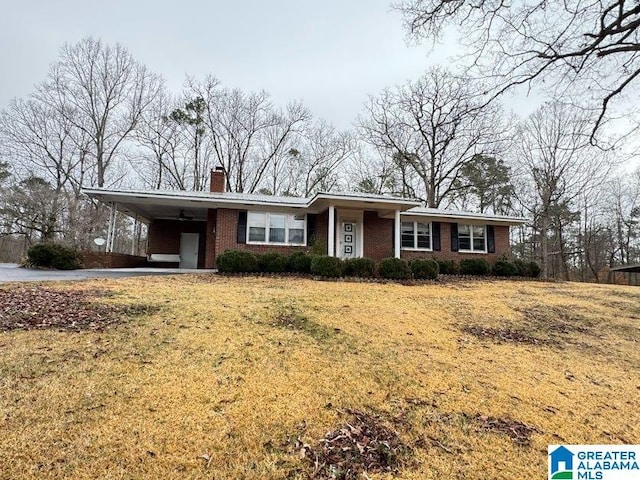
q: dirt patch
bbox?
[0,286,159,332]
[289,410,412,479]
[460,325,550,345]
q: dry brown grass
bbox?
[1,276,639,479]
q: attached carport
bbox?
[608,264,640,286]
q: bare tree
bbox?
[133,89,184,189]
[186,76,311,193]
[396,0,640,137]
[0,92,88,195]
[281,120,357,196]
[357,67,505,207]
[52,37,162,187]
[347,146,401,195]
[514,102,613,279]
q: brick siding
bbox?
[147,219,207,268]
[150,206,512,268]
[363,211,394,260]
[80,252,147,268]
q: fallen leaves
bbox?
[0,286,156,332]
[467,413,540,446]
[293,410,412,479]
[460,325,549,345]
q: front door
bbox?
[179,233,199,269]
[339,221,357,259]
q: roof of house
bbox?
[82,187,526,225]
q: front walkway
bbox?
[0,263,216,283]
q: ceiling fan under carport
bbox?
[177,209,193,221]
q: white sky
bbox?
[0,0,461,129]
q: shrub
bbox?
[309,238,327,256]
[378,257,411,280]
[343,257,376,278]
[513,259,527,276]
[513,259,542,278]
[492,259,518,277]
[411,258,439,280]
[288,251,312,273]
[437,259,460,275]
[527,261,541,278]
[216,249,258,273]
[310,255,343,278]
[27,243,80,270]
[257,252,288,273]
[459,258,490,275]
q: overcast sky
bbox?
[0,0,459,129]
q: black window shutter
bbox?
[391,219,395,249]
[306,214,316,245]
[450,223,459,252]
[237,211,247,244]
[432,222,441,251]
[487,225,496,253]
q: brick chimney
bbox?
[210,166,226,193]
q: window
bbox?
[248,212,266,242]
[269,214,286,242]
[247,212,306,245]
[401,221,432,250]
[458,224,486,252]
[288,215,305,244]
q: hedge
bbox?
[437,259,460,275]
[378,257,411,280]
[27,243,81,270]
[411,258,439,280]
[257,252,288,273]
[492,259,518,277]
[459,258,490,275]
[288,251,313,273]
[216,249,258,273]
[310,255,343,278]
[343,257,376,278]
[513,259,541,278]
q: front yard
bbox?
[1,276,638,479]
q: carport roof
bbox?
[609,264,640,273]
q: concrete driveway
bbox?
[0,263,215,283]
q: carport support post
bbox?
[131,215,138,256]
[106,202,116,253]
[394,209,401,258]
[328,205,335,257]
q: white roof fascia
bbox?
[402,208,527,225]
[82,188,308,210]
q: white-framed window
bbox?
[247,212,306,245]
[401,221,432,250]
[458,224,486,252]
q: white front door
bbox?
[339,221,357,259]
[179,233,199,269]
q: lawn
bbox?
[1,275,639,479]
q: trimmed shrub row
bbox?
[27,243,81,270]
[215,249,540,279]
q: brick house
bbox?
[83,167,525,269]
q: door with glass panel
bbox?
[339,221,357,258]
